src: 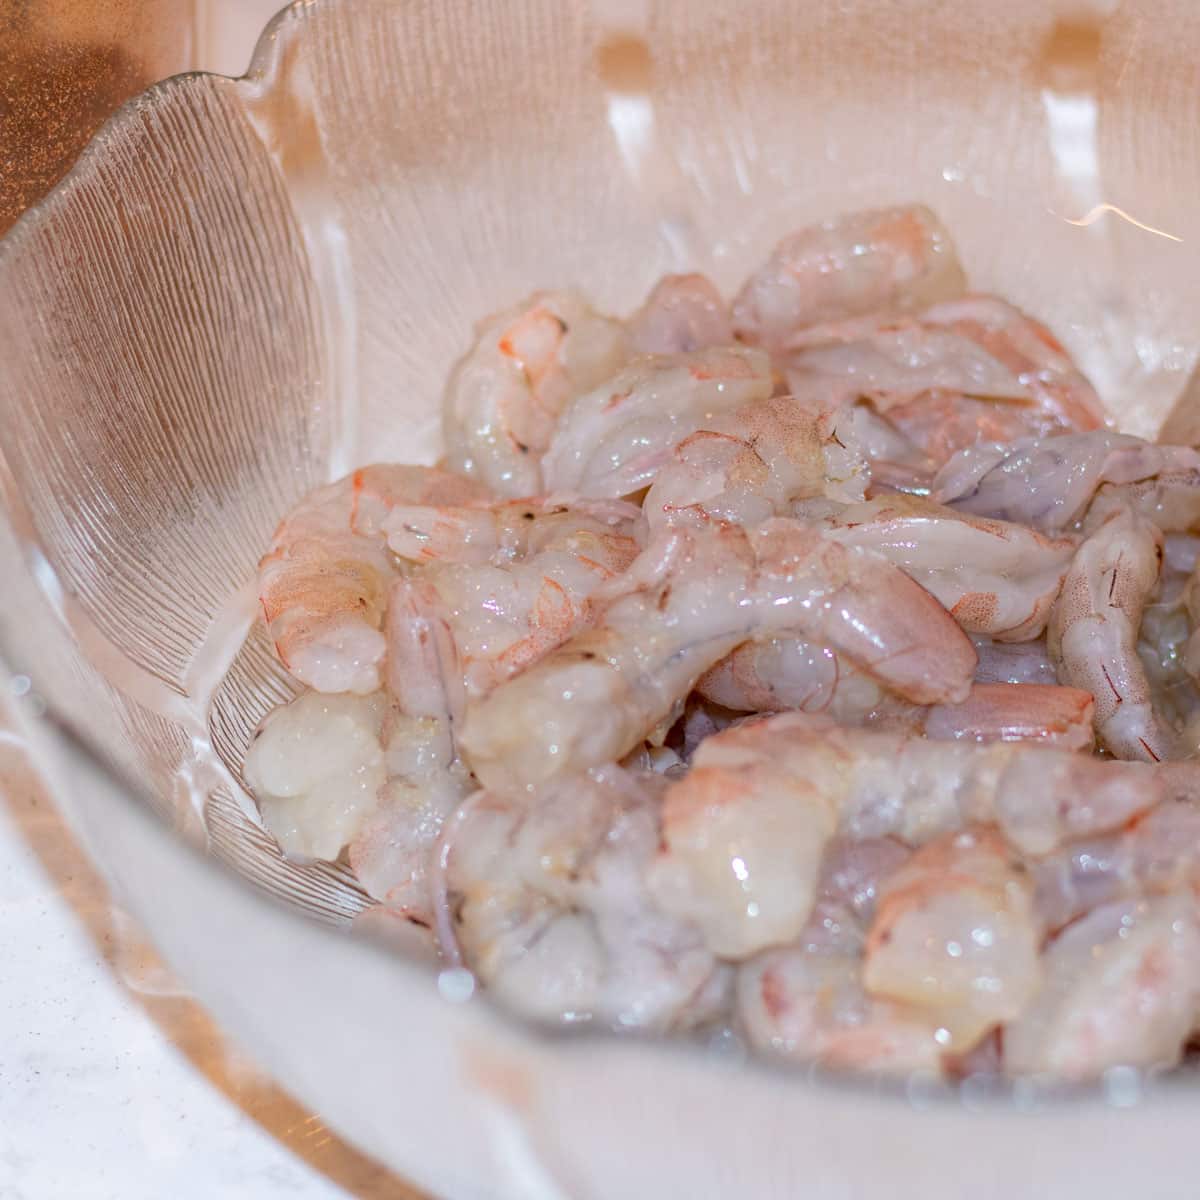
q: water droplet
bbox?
[437,967,476,1004]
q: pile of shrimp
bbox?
[244,204,1200,1083]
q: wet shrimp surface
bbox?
[245,204,1200,1083]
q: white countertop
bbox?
[0,736,421,1200]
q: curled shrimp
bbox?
[1003,894,1200,1080]
[1048,507,1178,762]
[542,346,774,498]
[459,520,976,795]
[642,394,866,536]
[698,641,1093,750]
[934,432,1200,534]
[732,205,966,347]
[737,949,946,1074]
[444,768,726,1030]
[824,494,1076,642]
[647,711,1195,958]
[258,465,487,694]
[628,273,732,355]
[862,827,1041,1052]
[443,291,629,496]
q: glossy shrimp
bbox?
[443,291,629,496]
[732,205,966,347]
[823,494,1076,642]
[1003,894,1200,1079]
[444,768,728,1029]
[642,393,865,536]
[258,465,487,694]
[541,345,774,498]
[459,520,976,794]
[862,827,1041,1051]
[1047,507,1178,762]
[647,711,1196,958]
[628,273,733,355]
[390,501,642,707]
[934,432,1200,534]
[697,641,1093,749]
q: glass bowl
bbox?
[3,1,1200,1195]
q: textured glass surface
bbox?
[3,1,1200,1192]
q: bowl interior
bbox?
[1,0,1199,933]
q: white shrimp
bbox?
[647,711,1194,959]
[642,394,866,536]
[737,949,946,1074]
[824,494,1076,642]
[258,465,487,694]
[391,505,642,707]
[445,769,728,1030]
[971,635,1060,686]
[862,828,1041,1052]
[243,691,388,860]
[1032,804,1200,933]
[698,642,1093,750]
[541,346,774,498]
[628,273,733,355]
[443,291,629,496]
[1003,894,1200,1080]
[732,205,966,347]
[1048,507,1178,762]
[459,520,976,794]
[934,432,1200,534]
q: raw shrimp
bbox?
[443,291,629,496]
[445,768,727,1030]
[459,520,976,794]
[541,346,774,498]
[823,494,1076,641]
[862,828,1041,1051]
[628,273,732,355]
[258,465,487,694]
[642,394,865,536]
[737,949,945,1074]
[647,711,1195,958]
[971,636,1059,686]
[698,642,1093,750]
[346,707,472,921]
[1032,804,1200,933]
[1048,507,1178,762]
[243,690,388,860]
[391,496,648,700]
[382,495,643,566]
[1003,894,1200,1079]
[732,205,965,347]
[934,432,1200,534]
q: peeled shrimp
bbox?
[1003,894,1200,1080]
[258,465,486,694]
[445,768,727,1030]
[698,641,1093,750]
[243,690,388,860]
[1048,507,1177,762]
[934,432,1200,534]
[628,273,732,355]
[1032,804,1200,933]
[642,394,865,537]
[971,635,1059,686]
[392,507,642,708]
[459,520,976,794]
[443,291,629,496]
[541,346,774,498]
[737,949,945,1074]
[862,828,1041,1051]
[824,494,1076,641]
[647,711,1194,958]
[732,205,965,347]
